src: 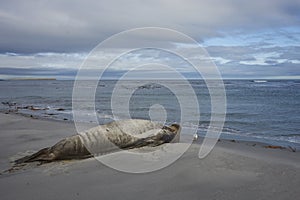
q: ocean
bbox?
[0,79,299,149]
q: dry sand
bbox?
[0,113,299,200]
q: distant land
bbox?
[7,77,57,80]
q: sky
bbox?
[0,0,300,79]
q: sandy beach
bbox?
[0,113,299,200]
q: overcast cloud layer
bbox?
[0,0,299,79]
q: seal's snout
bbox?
[169,124,180,132]
[162,123,180,132]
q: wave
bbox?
[138,83,162,90]
[253,80,267,83]
[192,122,300,146]
[245,134,300,145]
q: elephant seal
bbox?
[14,119,181,164]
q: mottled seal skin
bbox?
[15,119,180,164]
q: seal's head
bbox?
[162,123,181,143]
[169,124,180,132]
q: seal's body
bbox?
[15,119,180,164]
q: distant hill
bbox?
[8,78,57,80]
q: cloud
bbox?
[0,0,299,79]
[0,52,85,69]
[0,42,299,79]
[0,0,300,53]
[0,67,76,76]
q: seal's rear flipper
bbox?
[14,147,53,164]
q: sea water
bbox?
[0,79,299,149]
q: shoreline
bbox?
[0,110,75,124]
[1,110,299,151]
[0,112,299,199]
